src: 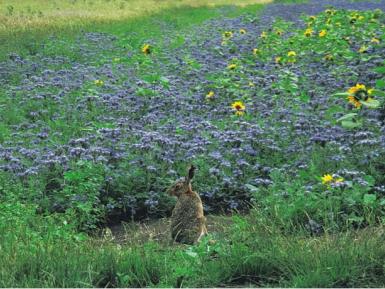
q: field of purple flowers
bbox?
[1,0,385,233]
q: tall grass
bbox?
[1,203,384,287]
[0,1,269,60]
[1,0,272,29]
[0,0,269,53]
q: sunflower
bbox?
[349,15,358,24]
[319,30,327,37]
[275,29,283,36]
[287,51,296,57]
[325,9,336,16]
[346,83,373,108]
[227,64,237,70]
[324,54,333,61]
[358,46,368,53]
[348,84,367,96]
[304,28,313,37]
[94,79,104,86]
[307,15,317,26]
[275,56,282,64]
[142,44,152,55]
[260,31,267,39]
[371,37,380,44]
[253,48,260,55]
[350,13,364,24]
[231,101,245,116]
[321,174,333,184]
[206,91,215,100]
[347,95,362,108]
[239,29,247,34]
[223,31,233,38]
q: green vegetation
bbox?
[2,0,385,287]
[0,0,270,60]
[1,205,385,287]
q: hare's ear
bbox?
[186,165,196,182]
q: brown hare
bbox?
[167,165,207,244]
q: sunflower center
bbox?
[355,90,368,101]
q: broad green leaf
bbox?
[341,120,362,129]
[360,99,380,108]
[376,79,385,89]
[374,90,385,97]
[336,113,358,122]
[326,105,344,115]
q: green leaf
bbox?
[333,92,350,97]
[325,105,344,117]
[336,113,358,122]
[374,90,385,97]
[341,120,362,129]
[360,99,380,108]
[375,79,385,89]
[363,194,377,205]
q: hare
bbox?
[167,165,207,244]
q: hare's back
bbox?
[173,193,203,218]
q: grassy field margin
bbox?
[0,0,272,60]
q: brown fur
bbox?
[167,165,207,244]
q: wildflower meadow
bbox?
[1,0,385,287]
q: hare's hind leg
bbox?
[197,229,205,242]
[197,217,207,242]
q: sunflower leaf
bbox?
[373,90,385,97]
[333,92,350,97]
[375,80,385,89]
[341,120,362,129]
[336,113,358,122]
[360,99,380,108]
